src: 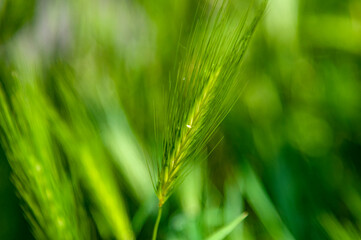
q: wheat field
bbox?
[1,0,361,239]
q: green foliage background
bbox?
[0,0,361,239]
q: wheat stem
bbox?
[152,206,163,240]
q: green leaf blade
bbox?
[206,212,248,240]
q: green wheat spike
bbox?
[0,83,90,240]
[151,0,267,239]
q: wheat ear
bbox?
[151,0,266,238]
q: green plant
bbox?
[0,82,90,240]
[151,0,266,239]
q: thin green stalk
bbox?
[152,206,163,240]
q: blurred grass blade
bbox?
[318,213,361,240]
[132,196,158,235]
[241,161,295,240]
[206,212,248,240]
[50,80,135,240]
[101,99,153,202]
[224,181,245,240]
